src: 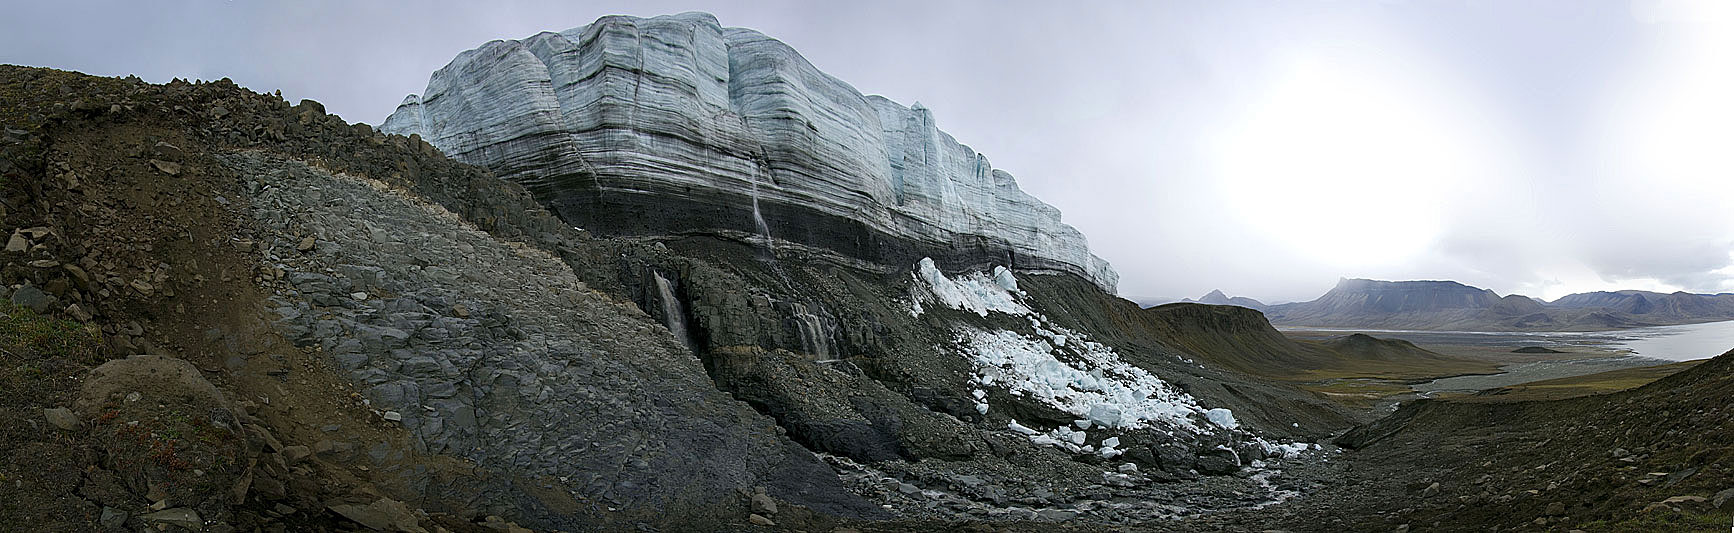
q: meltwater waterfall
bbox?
[652,271,690,347]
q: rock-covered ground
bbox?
[6,64,1731,533]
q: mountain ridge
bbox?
[1258,278,1734,331]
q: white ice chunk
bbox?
[1253,438,1312,459]
[992,265,1019,292]
[1206,408,1239,429]
[1102,436,1120,449]
[1007,419,1038,436]
[1088,403,1124,428]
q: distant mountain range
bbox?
[1190,279,1734,331]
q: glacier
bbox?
[381,12,1118,292]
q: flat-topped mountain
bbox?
[1305,279,1499,314]
[1264,279,1734,331]
[381,12,1117,292]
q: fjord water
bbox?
[1609,319,1734,361]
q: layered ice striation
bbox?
[381,12,1118,293]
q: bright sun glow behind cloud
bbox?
[1598,0,1734,227]
[1208,47,1510,270]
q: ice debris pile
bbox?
[912,258,1029,317]
[912,258,1326,467]
[912,259,1222,438]
[965,328,1205,431]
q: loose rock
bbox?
[149,159,182,175]
[99,507,127,529]
[43,407,79,431]
[4,232,26,252]
[281,445,312,464]
[140,508,202,530]
[750,487,779,516]
[11,285,55,313]
[328,498,426,532]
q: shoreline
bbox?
[1278,325,1714,394]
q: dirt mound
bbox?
[1321,333,1453,363]
[77,354,233,415]
[1512,345,1564,353]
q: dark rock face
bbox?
[224,152,881,528]
[379,12,1117,293]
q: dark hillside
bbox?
[1310,350,1734,531]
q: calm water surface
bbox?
[1607,319,1734,361]
[1284,320,1734,392]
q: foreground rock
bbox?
[227,151,878,527]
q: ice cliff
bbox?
[381,12,1118,292]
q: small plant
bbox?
[0,301,104,364]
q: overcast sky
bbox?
[5,1,1731,303]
